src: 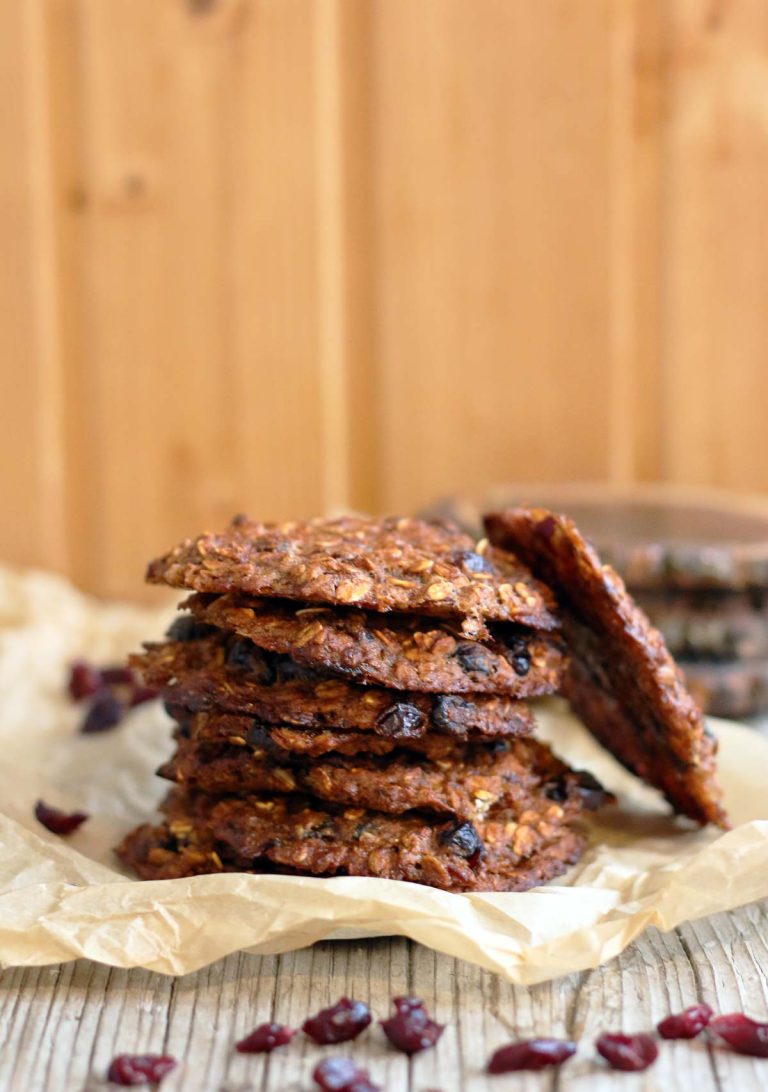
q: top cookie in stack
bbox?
[118,515,612,892]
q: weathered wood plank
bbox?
[2,902,767,1091]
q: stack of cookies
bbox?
[117,515,613,892]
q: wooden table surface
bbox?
[2,898,768,1092]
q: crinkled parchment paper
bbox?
[1,567,768,985]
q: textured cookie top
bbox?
[134,632,536,740]
[159,734,611,823]
[117,810,586,892]
[182,592,564,696]
[171,707,531,759]
[121,785,591,892]
[485,508,728,828]
[147,515,558,637]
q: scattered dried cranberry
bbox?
[81,691,124,734]
[101,665,137,686]
[68,660,103,701]
[130,685,160,708]
[487,1038,576,1073]
[312,1057,380,1092]
[710,1013,768,1057]
[596,1032,658,1071]
[657,1003,713,1039]
[235,1022,296,1053]
[381,997,444,1054]
[303,997,372,1045]
[106,1054,177,1085]
[35,800,89,836]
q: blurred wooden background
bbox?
[2,0,768,599]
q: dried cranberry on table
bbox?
[101,666,138,686]
[303,997,372,1045]
[68,656,158,732]
[67,660,103,701]
[130,685,160,708]
[657,1003,714,1039]
[710,1013,768,1057]
[235,1022,296,1053]
[34,800,89,836]
[487,1038,576,1073]
[106,1053,177,1086]
[80,691,125,734]
[381,996,444,1054]
[312,1056,380,1092]
[596,1032,658,1071]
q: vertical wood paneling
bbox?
[0,1,67,571]
[1,0,768,597]
[371,0,658,512]
[53,0,353,598]
[664,0,768,490]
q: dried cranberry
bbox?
[312,1057,379,1092]
[497,633,531,677]
[487,1038,576,1073]
[68,660,103,701]
[375,703,425,739]
[226,638,263,672]
[453,549,492,574]
[235,1021,296,1053]
[454,643,493,676]
[573,770,609,810]
[439,821,484,865]
[710,1013,768,1057]
[381,997,444,1054]
[303,997,372,1044]
[165,615,216,642]
[101,666,137,686]
[130,685,159,708]
[431,695,469,735]
[596,1032,658,1071]
[657,1003,713,1039]
[35,800,89,836]
[536,516,557,541]
[511,651,531,676]
[106,1054,177,1085]
[81,690,124,734]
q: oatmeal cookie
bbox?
[158,734,611,822]
[485,508,728,827]
[146,515,558,637]
[117,788,590,892]
[182,592,564,695]
[134,633,537,740]
[170,707,514,759]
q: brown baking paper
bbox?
[1,567,768,985]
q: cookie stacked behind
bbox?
[118,515,612,893]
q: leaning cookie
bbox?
[485,507,728,828]
[146,514,558,638]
